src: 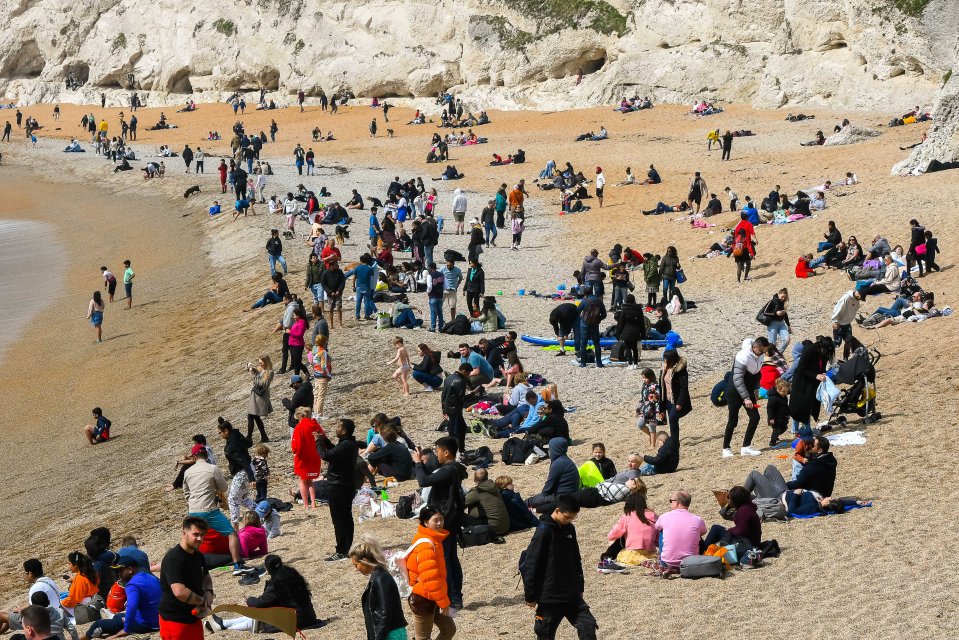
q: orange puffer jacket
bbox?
[406,525,450,609]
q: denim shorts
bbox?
[124,282,133,297]
[189,509,235,536]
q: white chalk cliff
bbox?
[0,0,956,120]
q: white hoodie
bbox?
[452,188,468,213]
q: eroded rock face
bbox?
[0,0,954,115]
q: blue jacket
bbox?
[541,438,579,496]
[124,570,162,632]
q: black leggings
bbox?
[736,258,752,282]
[247,414,267,441]
[646,290,657,307]
[622,340,639,365]
[288,345,305,376]
[466,291,481,316]
[724,391,759,449]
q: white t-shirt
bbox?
[30,577,62,609]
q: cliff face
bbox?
[0,0,953,114]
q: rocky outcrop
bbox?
[0,0,954,114]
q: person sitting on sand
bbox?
[84,407,111,445]
[591,127,608,141]
[114,157,132,172]
[489,153,510,166]
[801,130,826,146]
[643,164,662,184]
[602,491,658,565]
[615,167,636,186]
[63,139,84,152]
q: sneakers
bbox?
[555,350,567,356]
[422,384,435,391]
[721,448,734,458]
[232,563,254,576]
[740,446,762,456]
[205,615,225,633]
[481,424,496,438]
[238,573,261,586]
[324,552,348,562]
[524,453,538,465]
[597,558,628,574]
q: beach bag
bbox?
[386,538,433,598]
[676,269,687,284]
[396,494,415,519]
[915,243,927,255]
[732,238,745,257]
[703,544,733,570]
[756,302,772,326]
[539,383,559,402]
[759,539,781,558]
[376,312,392,329]
[73,595,106,624]
[501,437,534,465]
[679,555,724,579]
[755,497,787,521]
[459,524,498,548]
[609,341,627,361]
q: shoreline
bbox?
[0,99,957,636]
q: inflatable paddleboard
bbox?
[521,335,683,349]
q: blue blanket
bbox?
[790,502,872,519]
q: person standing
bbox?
[158,517,215,640]
[722,338,769,458]
[451,189,468,236]
[216,418,257,526]
[759,288,791,352]
[246,356,274,442]
[369,119,377,138]
[101,93,106,108]
[614,294,645,368]
[831,289,863,360]
[266,229,288,277]
[194,148,204,174]
[290,407,323,510]
[577,290,607,368]
[122,260,135,310]
[129,114,137,141]
[270,119,278,143]
[2,120,11,142]
[441,362,470,454]
[318,419,360,562]
[181,145,193,173]
[906,219,926,277]
[422,214,439,266]
[218,159,228,193]
[412,437,467,611]
[309,335,332,418]
[721,130,733,161]
[686,171,707,215]
[494,185,508,229]
[87,291,105,343]
[521,495,597,640]
[348,539,409,640]
[426,262,445,332]
[439,258,463,320]
[594,167,605,208]
[404,507,456,640]
[463,260,485,316]
[297,90,305,113]
[344,254,377,321]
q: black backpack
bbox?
[609,341,627,361]
[501,437,535,465]
[396,494,415,519]
[461,446,493,468]
[581,299,602,326]
[459,524,498,548]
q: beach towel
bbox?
[790,502,872,519]
[825,430,867,447]
[210,605,298,637]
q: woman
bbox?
[732,225,754,282]
[646,306,671,341]
[494,185,508,229]
[206,555,318,633]
[495,476,540,532]
[722,338,769,458]
[463,260,485,316]
[60,552,99,619]
[760,288,791,351]
[615,294,646,368]
[291,406,324,509]
[246,356,274,442]
[309,335,332,417]
[87,291,105,343]
[836,236,864,270]
[486,343,522,389]
[658,246,680,303]
[380,212,397,249]
[602,491,658,564]
[788,336,834,433]
[411,344,443,390]
[475,296,499,333]
[406,507,456,640]
[657,349,690,443]
[524,399,570,444]
[705,486,761,550]
[238,511,268,559]
[349,539,409,640]
[425,188,438,217]
[305,253,325,308]
[288,307,310,377]
[218,417,257,525]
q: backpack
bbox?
[386,538,434,598]
[679,555,724,579]
[732,236,746,257]
[581,299,602,326]
[459,524,498,548]
[461,446,494,468]
[396,494,415,519]
[754,497,788,521]
[501,437,535,465]
[710,373,730,407]
[609,341,626,361]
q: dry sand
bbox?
[1,98,958,638]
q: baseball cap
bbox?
[290,374,303,386]
[111,552,139,569]
[190,444,206,456]
[255,501,272,518]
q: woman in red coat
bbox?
[291,406,324,509]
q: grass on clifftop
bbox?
[890,0,931,17]
[497,0,628,40]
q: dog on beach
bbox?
[335,224,350,245]
[183,185,201,198]
[282,230,295,240]
[387,128,394,138]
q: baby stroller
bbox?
[829,346,881,427]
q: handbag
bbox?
[915,244,927,256]
[756,303,771,326]
[676,268,687,284]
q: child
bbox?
[792,429,814,480]
[642,254,661,309]
[251,444,271,501]
[796,254,816,278]
[636,368,661,447]
[591,442,617,479]
[387,336,411,396]
[640,431,678,476]
[255,500,282,539]
[766,378,791,446]
[510,212,524,251]
[84,407,111,445]
[924,230,940,272]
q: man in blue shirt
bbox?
[343,254,377,320]
[368,205,381,242]
[439,260,463,318]
[85,553,161,638]
[458,343,494,387]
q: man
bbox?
[128,115,137,141]
[343,254,377,321]
[464,468,509,535]
[521,495,597,640]
[117,537,150,571]
[458,342,494,387]
[0,561,63,636]
[297,90,305,112]
[266,229,288,277]
[527,438,579,508]
[831,289,863,359]
[687,171,707,214]
[320,260,345,328]
[194,147,204,174]
[85,553,160,639]
[549,301,579,357]
[421,215,439,267]
[441,362,471,454]
[181,145,193,173]
[158,517,215,640]
[2,121,11,142]
[508,184,524,218]
[181,450,249,575]
[580,249,610,296]
[318,419,360,561]
[413,437,467,610]
[787,436,837,496]
[19,606,57,640]
[721,130,733,161]
[122,260,135,310]
[577,290,607,368]
[451,188,468,235]
[425,261,445,331]
[233,165,248,200]
[439,258,463,319]
[704,193,723,216]
[281,374,313,432]
[654,489,706,568]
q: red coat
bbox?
[733,220,756,257]
[291,417,323,479]
[795,257,814,278]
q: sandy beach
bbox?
[1,98,958,638]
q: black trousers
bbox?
[724,391,759,449]
[466,291,481,315]
[622,340,639,365]
[327,484,356,555]
[447,411,467,455]
[280,333,292,371]
[288,345,305,376]
[534,597,597,640]
[722,143,731,160]
[247,414,267,441]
